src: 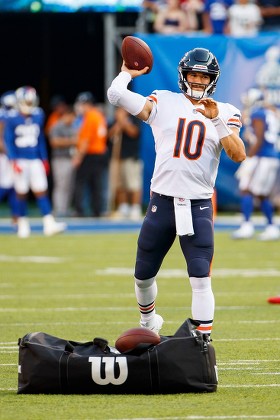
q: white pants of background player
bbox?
[13,159,66,238]
[235,156,279,196]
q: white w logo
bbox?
[88,356,128,385]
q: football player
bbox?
[232,87,280,241]
[107,48,246,339]
[4,86,66,238]
[0,91,19,225]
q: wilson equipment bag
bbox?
[17,318,218,394]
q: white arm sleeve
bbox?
[107,71,147,116]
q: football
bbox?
[115,327,160,353]
[121,36,153,74]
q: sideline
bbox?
[0,215,279,235]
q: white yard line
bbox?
[220,384,280,388]
[0,364,17,366]
[95,267,280,277]
[1,384,280,392]
[0,254,65,263]
[0,306,264,312]
[219,360,280,364]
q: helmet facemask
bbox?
[179,70,216,100]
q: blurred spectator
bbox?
[137,0,166,33]
[154,0,198,32]
[49,106,78,217]
[72,92,108,218]
[227,0,263,36]
[202,0,233,34]
[258,0,280,32]
[255,45,280,88]
[0,91,19,224]
[232,88,280,241]
[108,108,143,221]
[4,86,66,238]
[181,0,205,30]
[45,95,68,137]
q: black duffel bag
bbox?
[17,318,218,394]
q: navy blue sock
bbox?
[241,195,254,221]
[260,199,274,225]
[17,198,28,217]
[36,195,52,216]
[7,188,19,217]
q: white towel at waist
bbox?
[173,197,194,236]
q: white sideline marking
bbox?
[216,338,280,342]
[238,320,279,324]
[1,385,280,393]
[0,347,18,350]
[219,360,280,364]
[219,359,280,366]
[0,293,278,302]
[0,306,263,312]
[0,320,279,328]
[0,321,128,327]
[0,293,135,300]
[96,267,280,278]
[0,388,17,391]
[0,364,17,366]
[220,384,280,388]
[219,368,263,370]
[0,254,65,263]
[252,372,280,375]
[4,365,280,374]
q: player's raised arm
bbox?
[107,62,153,122]
[108,36,154,121]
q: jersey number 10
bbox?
[173,119,205,160]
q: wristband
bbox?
[107,71,147,116]
[211,116,233,140]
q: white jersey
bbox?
[146,90,242,199]
[228,4,262,37]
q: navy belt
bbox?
[152,192,173,201]
[152,192,210,205]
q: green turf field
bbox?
[0,231,280,420]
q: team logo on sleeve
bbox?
[152,205,157,213]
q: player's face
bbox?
[186,72,211,90]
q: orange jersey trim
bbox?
[148,94,157,104]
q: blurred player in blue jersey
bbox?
[4,86,66,238]
[0,91,19,225]
[232,88,280,241]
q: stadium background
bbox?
[0,4,279,210]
